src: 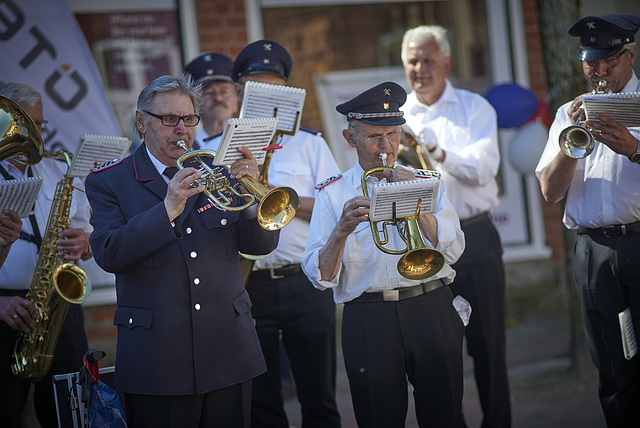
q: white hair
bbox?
[401,25,451,63]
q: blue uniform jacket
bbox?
[85,144,278,395]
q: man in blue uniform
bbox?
[85,73,279,428]
[536,14,640,427]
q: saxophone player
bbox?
[0,83,92,427]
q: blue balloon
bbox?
[485,83,539,128]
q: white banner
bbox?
[0,0,122,153]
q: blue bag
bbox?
[81,350,128,428]
[87,380,128,428]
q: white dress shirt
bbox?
[0,158,92,289]
[201,129,341,268]
[401,80,500,220]
[301,162,465,304]
[194,128,211,149]
[535,73,640,229]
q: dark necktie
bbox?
[163,167,178,179]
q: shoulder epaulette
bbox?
[90,158,123,173]
[315,173,342,190]
[300,125,322,136]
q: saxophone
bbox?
[11,150,91,381]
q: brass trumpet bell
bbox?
[362,155,444,281]
[559,124,594,159]
[0,95,44,164]
[250,184,300,231]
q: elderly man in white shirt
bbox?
[302,81,466,428]
[400,25,509,428]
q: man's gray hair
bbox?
[0,82,42,107]
[136,73,202,138]
[401,25,451,63]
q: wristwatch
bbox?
[629,138,640,164]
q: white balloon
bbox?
[508,121,549,175]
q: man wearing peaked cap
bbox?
[536,13,640,427]
[302,81,466,427]
[568,14,640,61]
[232,39,292,82]
[184,52,238,146]
[203,39,342,428]
[336,81,407,126]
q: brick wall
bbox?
[522,0,566,267]
[84,305,118,366]
[195,0,248,58]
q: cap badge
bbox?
[383,88,391,96]
[587,21,596,30]
[263,43,272,51]
[207,70,213,75]
[383,103,389,110]
[204,54,212,62]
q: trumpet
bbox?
[362,153,444,280]
[559,80,610,159]
[176,141,299,231]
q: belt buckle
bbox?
[269,268,285,280]
[602,226,618,239]
[382,290,400,301]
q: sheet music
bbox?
[0,176,43,218]
[69,135,132,178]
[584,92,640,127]
[619,308,638,360]
[370,178,440,221]
[239,81,305,134]
[213,117,280,165]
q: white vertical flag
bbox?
[0,0,122,153]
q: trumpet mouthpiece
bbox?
[176,140,188,151]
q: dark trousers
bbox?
[449,213,511,428]
[342,286,465,428]
[124,380,252,428]
[246,269,340,428]
[573,232,640,427]
[0,294,88,428]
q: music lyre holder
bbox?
[259,108,301,185]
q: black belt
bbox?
[253,263,302,280]
[578,221,640,239]
[348,279,444,303]
[460,211,490,228]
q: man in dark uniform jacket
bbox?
[85,73,279,428]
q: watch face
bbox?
[631,153,640,163]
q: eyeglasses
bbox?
[144,111,200,127]
[350,126,403,144]
[35,119,48,130]
[584,48,628,69]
